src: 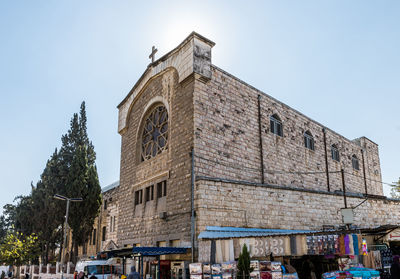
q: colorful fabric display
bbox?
[339,235,346,255]
[334,235,340,254]
[250,272,260,279]
[344,235,350,255]
[348,235,354,255]
[189,263,203,275]
[361,239,368,255]
[250,261,260,271]
[271,272,282,279]
[357,235,363,253]
[260,272,272,279]
[352,234,359,255]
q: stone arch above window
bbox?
[331,144,340,162]
[141,104,168,161]
[352,154,360,170]
[304,130,315,150]
[270,114,283,137]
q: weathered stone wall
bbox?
[193,66,383,196]
[117,68,194,247]
[195,179,400,234]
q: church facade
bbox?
[114,32,400,260]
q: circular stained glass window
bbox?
[141,105,168,161]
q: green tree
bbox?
[0,216,7,244]
[390,178,400,198]
[58,102,102,263]
[237,244,252,279]
[0,230,40,266]
[30,149,65,264]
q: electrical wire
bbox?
[194,154,395,187]
[195,154,340,175]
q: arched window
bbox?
[304,131,315,150]
[331,144,340,161]
[270,114,283,137]
[141,104,168,161]
[352,155,359,170]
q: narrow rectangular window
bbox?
[157,182,162,198]
[102,226,106,241]
[92,229,96,245]
[157,181,167,198]
[270,119,275,134]
[145,185,154,202]
[135,190,143,205]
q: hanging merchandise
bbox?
[361,239,368,256]
[352,235,359,255]
[380,249,393,269]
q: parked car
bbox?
[75,260,117,279]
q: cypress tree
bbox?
[59,102,102,262]
[237,244,252,279]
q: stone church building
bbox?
[79,32,400,263]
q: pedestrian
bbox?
[78,271,85,279]
[73,271,78,279]
[391,255,400,279]
[127,267,140,279]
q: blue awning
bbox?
[198,226,325,239]
[132,247,189,256]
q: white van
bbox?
[75,260,116,279]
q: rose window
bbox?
[141,105,168,161]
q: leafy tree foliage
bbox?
[237,244,253,279]
[0,231,40,266]
[57,102,102,262]
[0,216,7,244]
[390,178,400,198]
[3,101,101,264]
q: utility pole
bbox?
[54,194,83,279]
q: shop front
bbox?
[196,225,399,279]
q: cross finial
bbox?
[149,46,158,63]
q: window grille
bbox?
[304,131,315,150]
[331,145,340,161]
[352,155,360,170]
[270,114,283,137]
[141,105,168,161]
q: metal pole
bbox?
[361,149,368,194]
[257,95,265,184]
[341,169,347,208]
[322,128,330,191]
[61,199,70,279]
[190,149,195,263]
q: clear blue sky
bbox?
[1,0,399,214]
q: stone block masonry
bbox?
[193,65,383,196]
[114,32,399,260]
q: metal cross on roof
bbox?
[149,46,158,63]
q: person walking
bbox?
[127,267,140,279]
[391,255,400,279]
